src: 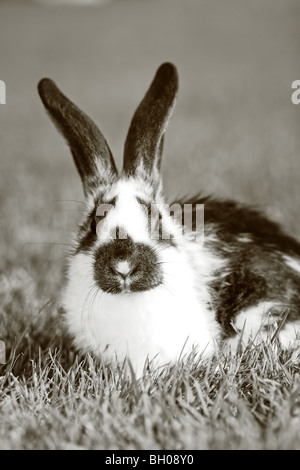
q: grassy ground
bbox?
[0,0,300,450]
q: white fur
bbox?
[95,179,150,245]
[283,255,300,275]
[236,236,253,243]
[62,241,223,376]
[227,301,300,350]
[115,260,131,276]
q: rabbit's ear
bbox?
[38,78,117,197]
[123,63,178,185]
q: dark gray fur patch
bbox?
[38,78,117,197]
[123,63,178,184]
[93,236,163,293]
[178,195,300,337]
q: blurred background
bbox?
[0,0,300,296]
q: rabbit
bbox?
[38,62,300,375]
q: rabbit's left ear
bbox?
[38,78,117,197]
[123,62,178,185]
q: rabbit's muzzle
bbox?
[93,236,163,294]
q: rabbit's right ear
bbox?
[38,79,117,198]
[123,62,178,187]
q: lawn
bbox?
[0,0,300,450]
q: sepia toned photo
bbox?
[0,0,300,452]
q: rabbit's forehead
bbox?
[105,177,153,202]
[94,178,152,245]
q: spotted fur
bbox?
[38,63,300,376]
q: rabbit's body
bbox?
[195,196,300,347]
[62,250,219,373]
[62,178,223,373]
[38,63,300,375]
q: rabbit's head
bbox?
[38,63,181,295]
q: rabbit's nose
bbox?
[114,261,139,279]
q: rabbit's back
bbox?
[181,195,300,341]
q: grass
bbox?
[0,0,300,450]
[0,269,300,450]
[1,326,300,449]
